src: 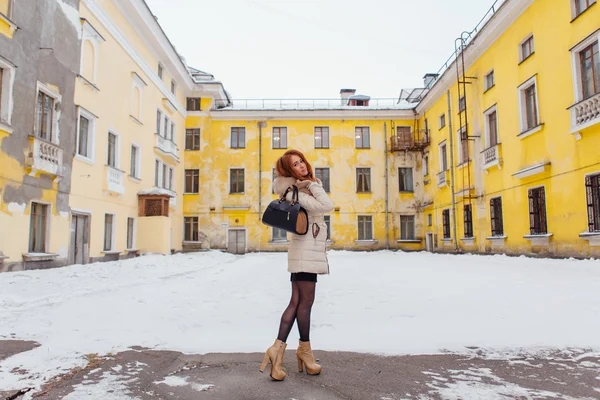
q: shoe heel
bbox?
[259,353,270,373]
[297,356,303,373]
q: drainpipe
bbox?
[447,91,459,251]
[384,122,389,250]
[258,121,266,220]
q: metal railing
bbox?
[216,98,407,110]
[390,129,430,152]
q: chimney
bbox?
[340,88,356,105]
[423,74,439,89]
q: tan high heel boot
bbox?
[259,339,287,381]
[296,341,322,375]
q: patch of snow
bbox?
[154,375,188,387]
[191,383,214,392]
[62,371,139,399]
[56,0,82,39]
[137,187,175,197]
[7,202,26,214]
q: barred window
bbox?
[442,209,451,239]
[490,197,504,236]
[528,187,547,235]
[586,174,600,232]
[464,204,473,238]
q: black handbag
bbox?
[262,185,309,235]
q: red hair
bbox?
[275,149,316,181]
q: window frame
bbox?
[230,127,246,149]
[106,130,120,169]
[103,213,115,252]
[398,167,414,192]
[571,35,600,104]
[130,142,141,180]
[438,113,446,129]
[490,197,504,236]
[457,126,469,165]
[483,104,499,148]
[357,215,373,241]
[400,215,416,240]
[423,153,429,177]
[186,97,202,111]
[571,0,596,19]
[272,227,288,242]
[35,82,62,143]
[464,204,474,238]
[315,167,330,193]
[528,186,548,235]
[517,75,541,135]
[585,172,600,232]
[130,72,146,122]
[185,169,200,194]
[272,126,288,149]
[458,96,466,113]
[0,57,15,126]
[126,217,136,250]
[519,34,535,63]
[171,79,176,95]
[356,167,371,193]
[355,126,370,149]
[75,106,97,163]
[28,201,50,253]
[184,216,200,242]
[314,126,330,149]
[484,69,495,92]
[185,128,200,150]
[439,141,448,171]
[229,168,245,194]
[442,209,451,239]
[158,63,164,80]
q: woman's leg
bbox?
[295,281,316,342]
[276,280,300,342]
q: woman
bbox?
[259,149,334,381]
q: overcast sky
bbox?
[144,0,498,99]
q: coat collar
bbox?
[273,176,296,196]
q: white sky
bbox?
[144,0,499,99]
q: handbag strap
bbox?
[280,185,300,204]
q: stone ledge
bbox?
[354,240,379,246]
[22,253,59,262]
[523,233,553,246]
[579,232,600,247]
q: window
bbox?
[185,129,200,150]
[458,127,469,165]
[518,76,540,134]
[185,169,199,193]
[184,217,199,241]
[171,80,176,94]
[400,215,416,240]
[314,127,329,148]
[573,0,597,17]
[162,163,167,189]
[0,63,14,125]
[272,168,277,194]
[356,168,371,193]
[158,63,164,79]
[427,214,432,227]
[442,209,451,239]
[395,126,412,147]
[580,41,599,100]
[230,169,245,193]
[399,168,413,192]
[484,70,495,91]
[163,115,169,138]
[272,227,288,242]
[520,35,534,62]
[76,107,96,160]
[439,142,448,171]
[438,113,446,129]
[324,215,331,240]
[80,20,104,85]
[130,144,140,179]
[103,214,114,251]
[187,98,201,111]
[464,204,473,238]
[35,90,55,141]
[490,197,504,236]
[169,167,174,191]
[458,96,466,112]
[131,73,145,121]
[170,122,175,141]
[107,132,117,168]
[315,168,330,192]
[29,202,48,253]
[155,160,160,187]
[231,127,246,148]
[485,106,499,147]
[126,218,135,249]
[528,187,548,235]
[355,127,370,148]
[272,127,287,149]
[586,173,600,232]
[156,110,162,134]
[423,153,429,177]
[357,215,373,240]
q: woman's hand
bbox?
[295,179,312,189]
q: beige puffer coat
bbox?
[273,176,334,274]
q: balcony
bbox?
[481,144,502,170]
[437,170,448,187]
[25,136,63,181]
[155,134,179,162]
[106,166,125,195]
[569,92,600,133]
[390,129,430,152]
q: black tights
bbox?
[277,281,316,342]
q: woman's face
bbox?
[290,155,308,178]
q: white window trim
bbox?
[169,166,174,191]
[357,215,374,241]
[519,34,534,63]
[79,20,105,85]
[570,30,600,103]
[75,106,97,164]
[0,56,16,127]
[517,75,542,136]
[483,104,499,148]
[438,113,445,129]
[272,126,288,149]
[103,213,116,252]
[130,142,142,179]
[438,141,447,171]
[107,129,121,169]
[570,0,597,19]
[230,126,246,148]
[158,62,164,80]
[131,72,146,122]
[29,201,52,254]
[126,217,137,250]
[35,82,62,144]
[484,69,495,91]
[229,167,245,194]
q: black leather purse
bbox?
[262,185,309,235]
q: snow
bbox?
[0,250,599,394]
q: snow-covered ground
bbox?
[1,250,599,394]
